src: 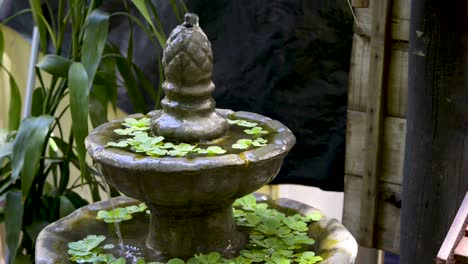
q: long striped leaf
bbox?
[29,0,48,51]
[131,0,165,48]
[8,75,21,131]
[68,62,89,179]
[82,10,109,87]
[5,190,23,264]
[11,115,54,196]
[115,57,147,113]
[0,29,4,64]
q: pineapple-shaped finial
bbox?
[151,13,228,142]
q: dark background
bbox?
[0,0,353,191]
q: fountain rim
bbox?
[85,108,296,172]
[35,196,358,264]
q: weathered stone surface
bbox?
[36,196,358,264]
[85,110,295,258]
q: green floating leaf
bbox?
[233,194,257,209]
[36,55,72,77]
[68,235,106,253]
[227,119,258,128]
[252,138,268,147]
[197,146,226,155]
[5,190,23,264]
[106,141,129,148]
[96,208,132,223]
[244,127,268,135]
[232,139,253,150]
[306,212,322,221]
[124,117,150,128]
[146,148,167,157]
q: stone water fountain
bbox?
[35,14,357,264]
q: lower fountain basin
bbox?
[35,196,357,264]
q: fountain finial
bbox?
[150,13,228,142]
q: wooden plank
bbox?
[353,0,409,40]
[375,181,401,253]
[360,0,392,247]
[391,0,410,41]
[386,42,409,118]
[351,0,369,8]
[381,117,406,185]
[347,35,370,111]
[345,110,366,176]
[354,7,371,36]
[343,174,401,253]
[437,192,468,263]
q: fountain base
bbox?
[147,203,246,260]
[35,196,358,264]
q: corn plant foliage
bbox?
[0,0,182,262]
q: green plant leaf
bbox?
[68,62,90,180]
[59,195,76,218]
[24,221,49,245]
[0,142,13,161]
[8,74,21,131]
[167,258,185,264]
[36,55,72,77]
[11,115,54,196]
[29,0,48,51]
[30,88,44,117]
[133,63,158,102]
[82,10,110,87]
[5,190,23,264]
[0,29,4,65]
[115,57,148,113]
[131,0,165,48]
[168,0,182,22]
[89,89,108,127]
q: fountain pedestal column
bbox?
[147,203,244,260]
[84,12,296,261]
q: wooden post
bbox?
[351,0,369,8]
[401,0,468,263]
[359,0,391,247]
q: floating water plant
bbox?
[106,117,270,156]
[96,203,148,223]
[70,195,322,264]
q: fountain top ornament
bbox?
[152,13,228,142]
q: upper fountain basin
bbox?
[85,109,295,208]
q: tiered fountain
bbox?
[35,14,357,264]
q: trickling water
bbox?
[96,163,125,254]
